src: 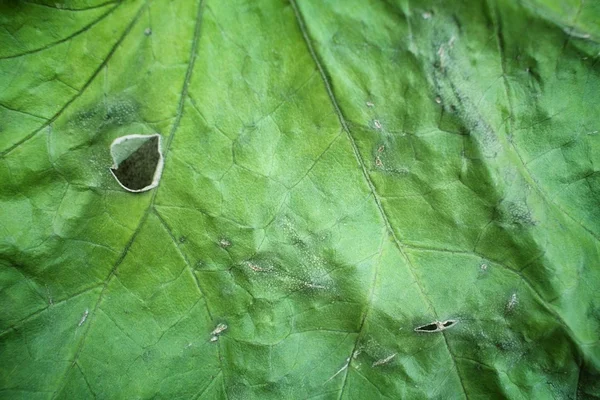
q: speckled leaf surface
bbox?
[1,0,599,398]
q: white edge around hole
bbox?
[109,133,164,193]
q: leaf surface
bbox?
[1,0,599,398]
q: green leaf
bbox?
[1,0,599,398]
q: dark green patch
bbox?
[495,201,535,227]
[69,98,138,140]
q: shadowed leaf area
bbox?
[1,0,599,398]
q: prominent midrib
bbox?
[50,0,211,397]
[288,0,469,398]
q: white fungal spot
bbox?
[373,120,382,129]
[303,282,327,290]
[506,293,518,312]
[46,285,53,306]
[78,309,89,327]
[144,28,152,36]
[366,101,374,107]
[210,323,227,342]
[211,323,227,335]
[564,28,591,39]
[422,11,432,19]
[448,36,456,48]
[480,263,488,271]
[372,353,397,367]
[247,262,265,272]
[437,46,445,59]
[435,96,442,104]
[109,134,164,193]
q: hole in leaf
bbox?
[442,319,457,328]
[414,322,440,332]
[109,134,163,192]
[414,319,458,333]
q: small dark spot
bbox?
[141,349,155,362]
[495,340,514,352]
[291,236,306,249]
[179,236,187,244]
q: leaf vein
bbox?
[0,2,122,60]
[289,1,469,398]
[50,0,209,395]
[0,0,147,157]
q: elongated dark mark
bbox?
[414,319,458,333]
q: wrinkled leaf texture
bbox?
[1,0,599,398]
